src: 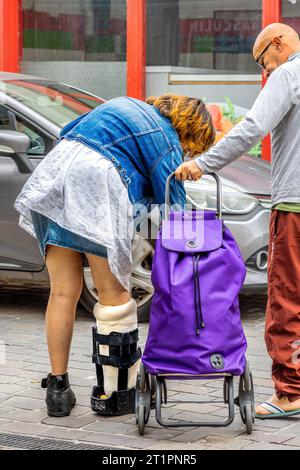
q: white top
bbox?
[14,138,134,291]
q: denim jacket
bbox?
[59,97,186,225]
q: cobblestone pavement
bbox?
[0,290,299,450]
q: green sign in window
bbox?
[193,36,213,53]
[24,29,73,50]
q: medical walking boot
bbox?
[41,372,76,417]
[90,298,141,415]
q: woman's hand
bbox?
[175,160,204,181]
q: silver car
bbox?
[0,73,271,322]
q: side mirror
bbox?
[0,130,34,173]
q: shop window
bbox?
[147,0,262,74]
[282,0,300,35]
[22,0,126,62]
[21,1,127,99]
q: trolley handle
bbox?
[164,171,222,219]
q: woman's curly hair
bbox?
[146,94,215,157]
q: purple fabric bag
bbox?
[142,208,247,378]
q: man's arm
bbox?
[195,66,296,174]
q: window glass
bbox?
[15,119,46,156]
[0,105,50,156]
[22,0,126,62]
[0,106,16,130]
[21,1,127,99]
[282,1,300,35]
[146,1,263,158]
[2,80,104,128]
[147,0,262,73]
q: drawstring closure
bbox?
[193,254,205,335]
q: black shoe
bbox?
[41,373,76,417]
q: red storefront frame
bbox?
[0,0,21,73]
[127,0,146,100]
[0,0,280,159]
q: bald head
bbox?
[253,23,300,61]
[253,23,300,76]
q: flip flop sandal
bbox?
[255,401,300,419]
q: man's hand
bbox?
[175,160,204,181]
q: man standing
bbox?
[175,23,300,419]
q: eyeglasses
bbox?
[255,35,283,69]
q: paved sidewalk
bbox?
[0,290,299,450]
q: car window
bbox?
[0,104,51,156]
[15,118,47,156]
[0,105,16,130]
[2,80,104,128]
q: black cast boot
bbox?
[41,373,76,417]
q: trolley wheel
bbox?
[139,362,148,393]
[137,404,146,435]
[135,365,151,428]
[238,361,255,434]
[244,403,254,435]
[135,374,141,424]
[135,401,150,426]
[150,375,156,395]
[150,375,157,409]
[242,360,252,391]
[239,400,255,431]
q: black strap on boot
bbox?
[92,327,141,373]
[91,326,141,415]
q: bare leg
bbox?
[45,245,84,376]
[85,253,138,398]
[85,253,131,305]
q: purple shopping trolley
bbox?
[135,172,255,435]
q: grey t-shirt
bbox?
[196,51,300,206]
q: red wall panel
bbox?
[0,0,20,72]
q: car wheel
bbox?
[80,234,154,323]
